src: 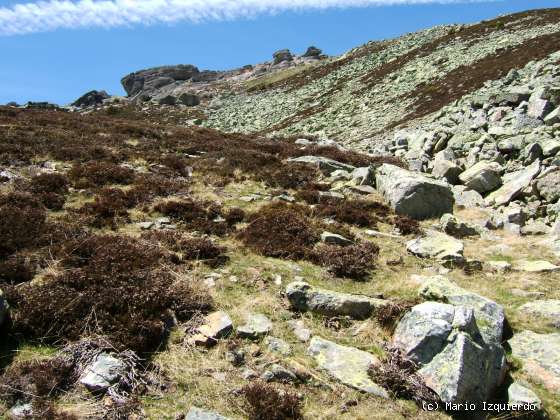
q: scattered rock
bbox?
[237,314,273,339]
[452,185,485,208]
[432,158,462,184]
[458,161,503,194]
[79,353,126,393]
[303,46,322,58]
[273,49,294,64]
[185,406,231,420]
[376,164,454,220]
[287,155,356,175]
[286,281,388,320]
[486,261,512,273]
[188,311,233,347]
[288,319,312,342]
[509,331,560,393]
[418,275,505,345]
[519,300,560,329]
[440,214,481,238]
[536,170,560,203]
[485,160,541,207]
[507,382,542,411]
[264,336,292,356]
[261,364,299,383]
[320,231,353,246]
[513,260,560,273]
[307,337,388,397]
[406,231,465,267]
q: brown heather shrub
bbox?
[0,358,76,407]
[161,154,192,177]
[0,255,35,284]
[28,172,69,195]
[4,234,212,354]
[0,192,46,258]
[141,231,227,267]
[393,215,422,235]
[38,192,66,210]
[78,188,135,228]
[263,163,319,189]
[68,161,135,188]
[241,381,303,420]
[368,346,440,408]
[127,174,189,204]
[311,242,379,279]
[224,207,246,225]
[375,299,420,332]
[238,203,319,260]
[314,199,390,228]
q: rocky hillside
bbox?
[1,7,560,420]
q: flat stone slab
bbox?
[188,311,233,346]
[513,260,560,273]
[307,337,388,397]
[186,406,231,420]
[407,231,465,266]
[485,160,540,207]
[509,331,560,394]
[286,281,388,320]
[237,313,272,339]
[519,300,560,329]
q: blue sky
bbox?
[0,0,558,105]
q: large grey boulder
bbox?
[376,164,454,220]
[71,90,110,108]
[286,281,388,320]
[486,160,541,207]
[121,64,201,97]
[273,49,294,64]
[406,231,465,267]
[186,406,231,420]
[536,170,560,203]
[509,331,560,394]
[303,46,322,58]
[432,159,462,184]
[440,214,481,238]
[393,302,456,365]
[393,294,507,403]
[458,161,503,194]
[287,156,356,175]
[80,353,126,393]
[519,300,560,329]
[418,275,505,345]
[178,92,201,107]
[508,382,542,411]
[307,337,388,397]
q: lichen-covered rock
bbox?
[440,214,481,238]
[188,311,233,346]
[79,353,126,393]
[320,231,353,246]
[452,185,485,208]
[507,382,542,410]
[432,159,462,184]
[237,313,272,339]
[286,281,388,320]
[458,161,503,193]
[376,164,454,220]
[513,260,560,273]
[536,170,560,203]
[264,336,293,356]
[509,331,560,394]
[406,231,465,266]
[485,160,541,207]
[418,276,505,345]
[287,155,356,175]
[307,337,388,397]
[186,406,231,420]
[519,300,560,329]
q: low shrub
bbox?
[68,161,135,188]
[368,346,440,407]
[4,234,212,354]
[127,174,188,204]
[314,200,390,228]
[0,358,76,407]
[78,188,134,228]
[393,215,422,235]
[240,381,303,420]
[263,163,319,189]
[0,192,46,258]
[312,242,379,279]
[0,255,35,284]
[141,231,227,266]
[238,203,319,260]
[28,172,69,195]
[161,154,192,177]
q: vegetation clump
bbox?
[238,202,319,260]
[311,242,380,279]
[3,234,212,354]
[69,161,135,188]
[241,381,303,420]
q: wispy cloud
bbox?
[0,0,492,36]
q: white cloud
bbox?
[0,0,492,36]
